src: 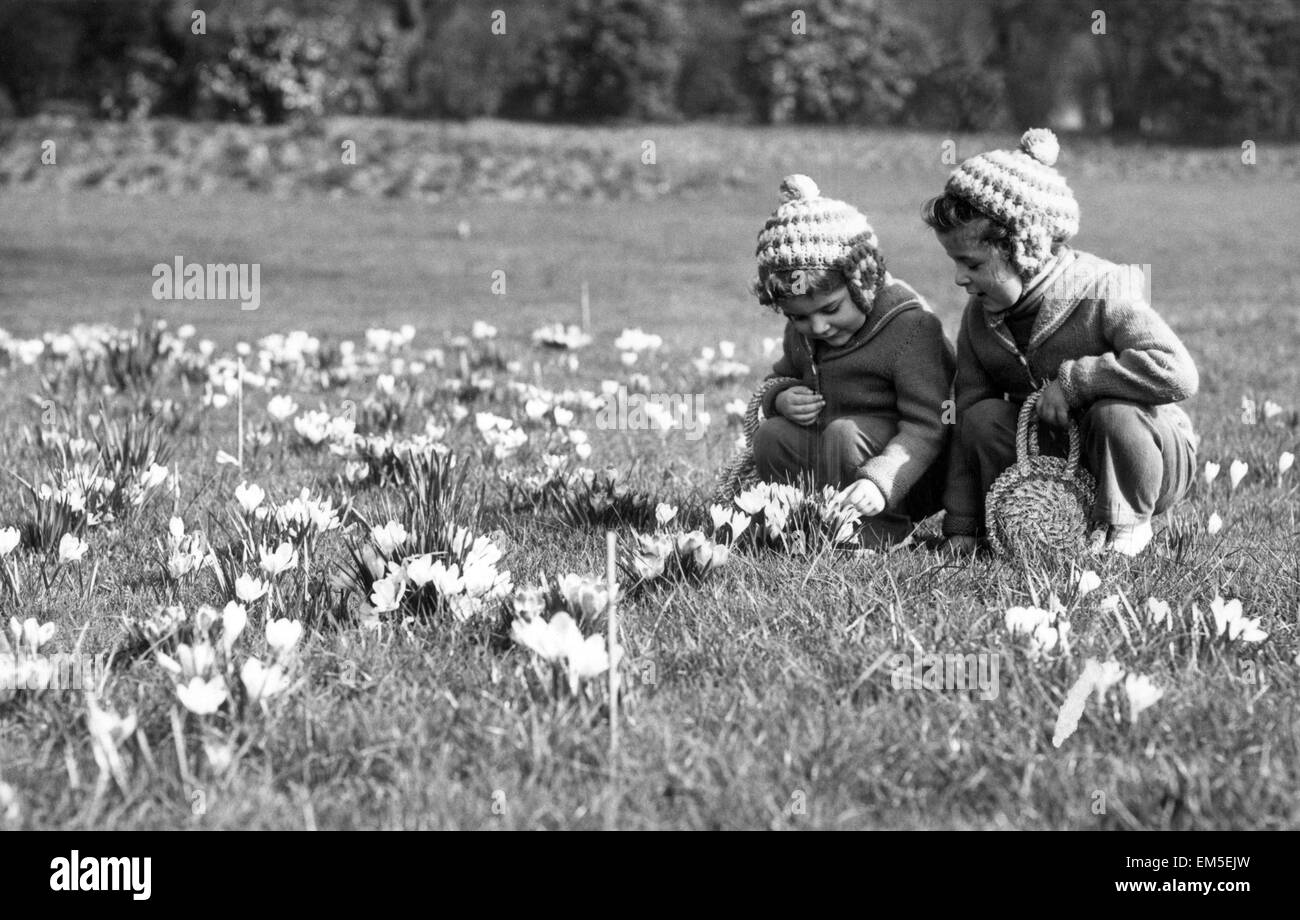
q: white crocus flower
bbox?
[512,611,584,663]
[427,561,463,597]
[158,641,217,682]
[139,463,169,490]
[1145,597,1173,630]
[176,676,228,715]
[370,521,408,556]
[692,539,729,572]
[1208,595,1267,643]
[234,481,265,513]
[221,602,247,656]
[1124,673,1163,721]
[265,618,304,658]
[1229,459,1248,490]
[0,527,19,556]
[12,617,56,654]
[86,697,137,789]
[1203,461,1220,485]
[57,533,88,564]
[524,399,549,420]
[259,541,298,577]
[1073,569,1101,598]
[1005,606,1051,637]
[369,575,405,613]
[235,573,268,603]
[241,657,291,703]
[565,634,620,693]
[404,554,436,588]
[266,395,298,422]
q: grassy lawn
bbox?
[0,124,1297,830]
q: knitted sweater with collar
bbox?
[761,276,956,510]
[942,247,1200,536]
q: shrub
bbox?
[741,0,938,125]
[510,0,687,121]
[907,62,1010,132]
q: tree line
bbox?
[1,0,1295,137]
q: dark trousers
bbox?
[752,413,946,545]
[955,397,1196,529]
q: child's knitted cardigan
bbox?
[762,276,956,511]
[942,248,1199,537]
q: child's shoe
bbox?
[1107,521,1153,557]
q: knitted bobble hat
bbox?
[945,128,1080,274]
[755,174,879,273]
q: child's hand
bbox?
[1038,381,1072,427]
[836,478,886,517]
[775,386,824,426]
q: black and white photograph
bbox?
[0,0,1295,864]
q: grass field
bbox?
[0,122,1298,830]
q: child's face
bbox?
[778,284,866,348]
[936,221,1024,312]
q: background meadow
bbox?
[0,120,1298,829]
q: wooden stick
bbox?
[236,357,245,472]
[606,531,618,763]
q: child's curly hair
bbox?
[751,239,887,314]
[921,192,1065,281]
[921,129,1080,280]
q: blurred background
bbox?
[2,0,1297,136]
[1,0,1296,357]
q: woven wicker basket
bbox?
[985,390,1097,557]
[712,376,802,504]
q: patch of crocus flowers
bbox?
[152,601,301,715]
[510,576,621,697]
[352,522,513,623]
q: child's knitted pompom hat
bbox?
[754,174,884,309]
[944,128,1080,275]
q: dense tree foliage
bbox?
[0,0,1294,136]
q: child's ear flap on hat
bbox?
[843,236,886,312]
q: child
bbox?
[923,128,1198,557]
[751,174,956,547]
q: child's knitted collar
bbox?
[807,275,924,359]
[982,248,1082,352]
[1017,248,1075,314]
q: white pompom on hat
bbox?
[756,174,878,273]
[943,128,1080,273]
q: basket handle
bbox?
[745,376,802,447]
[1016,389,1084,478]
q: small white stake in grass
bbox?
[581,281,591,333]
[1053,659,1101,748]
[236,357,245,471]
[606,531,619,763]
